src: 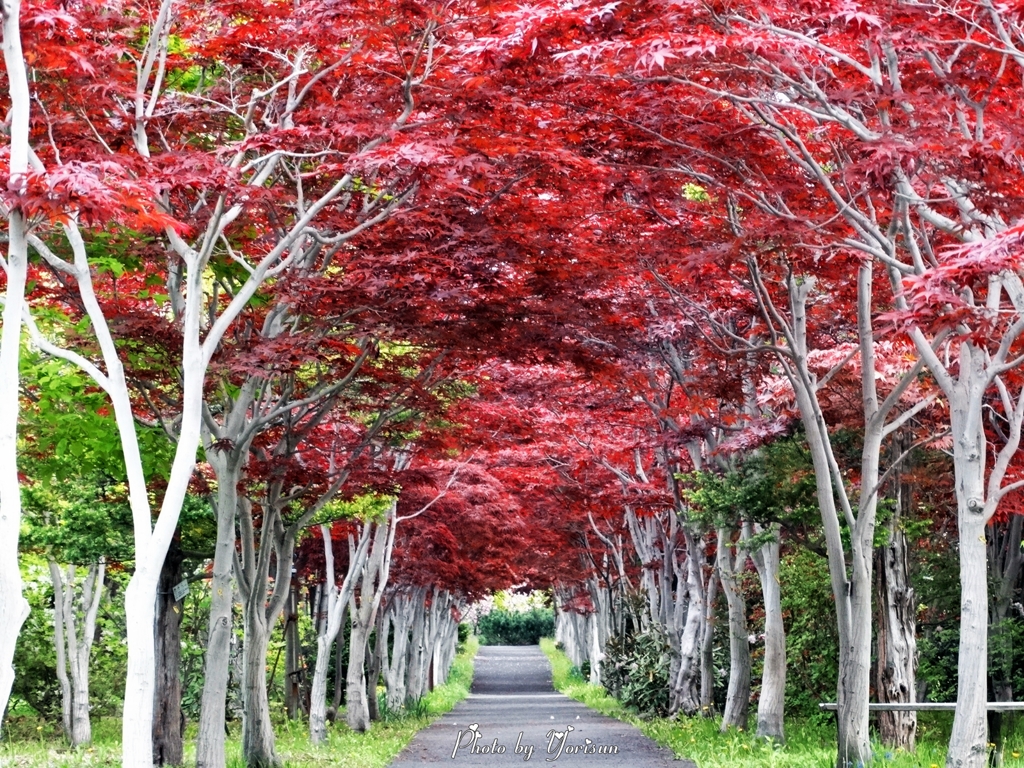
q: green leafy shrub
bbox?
[601,625,672,717]
[477,608,553,645]
[781,549,839,718]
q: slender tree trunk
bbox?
[947,377,991,768]
[717,527,750,732]
[197,393,257,768]
[746,525,785,743]
[345,613,373,732]
[49,559,74,742]
[309,523,372,744]
[0,0,32,724]
[406,594,428,704]
[122,229,206,768]
[47,559,105,747]
[68,561,104,748]
[671,531,706,716]
[367,608,385,721]
[345,508,396,731]
[154,538,184,766]
[385,592,416,711]
[332,627,346,712]
[195,453,240,768]
[241,604,279,768]
[700,572,718,715]
[789,312,871,767]
[123,566,161,768]
[284,577,300,720]
[309,632,334,743]
[836,503,876,768]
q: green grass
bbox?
[1,636,479,768]
[539,638,1024,768]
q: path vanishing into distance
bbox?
[387,646,691,766]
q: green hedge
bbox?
[477,608,554,645]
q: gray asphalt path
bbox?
[387,645,692,766]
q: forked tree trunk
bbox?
[0,0,33,726]
[68,564,103,748]
[773,269,890,768]
[153,538,184,765]
[48,558,105,748]
[345,612,374,732]
[745,524,785,743]
[716,527,750,732]
[892,275,1024,767]
[241,604,279,768]
[405,594,429,705]
[309,523,372,744]
[384,590,418,711]
[346,505,397,731]
[671,531,706,716]
[195,448,244,768]
[947,388,991,768]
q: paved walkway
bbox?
[388,645,691,766]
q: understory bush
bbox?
[601,625,672,717]
[477,607,553,645]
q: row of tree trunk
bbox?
[554,506,930,751]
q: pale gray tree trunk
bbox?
[241,597,279,768]
[377,604,393,708]
[195,446,244,768]
[48,559,104,747]
[309,523,373,743]
[554,590,590,670]
[587,582,610,686]
[895,323,1024,767]
[49,559,74,741]
[405,595,428,704]
[948,395,990,768]
[745,524,785,743]
[345,614,373,732]
[699,571,718,715]
[346,504,398,731]
[236,494,293,768]
[671,531,707,716]
[434,599,461,683]
[0,0,33,723]
[67,562,104,748]
[741,261,918,768]
[717,527,750,732]
[384,590,418,711]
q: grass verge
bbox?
[539,638,1024,768]
[1,636,479,768]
